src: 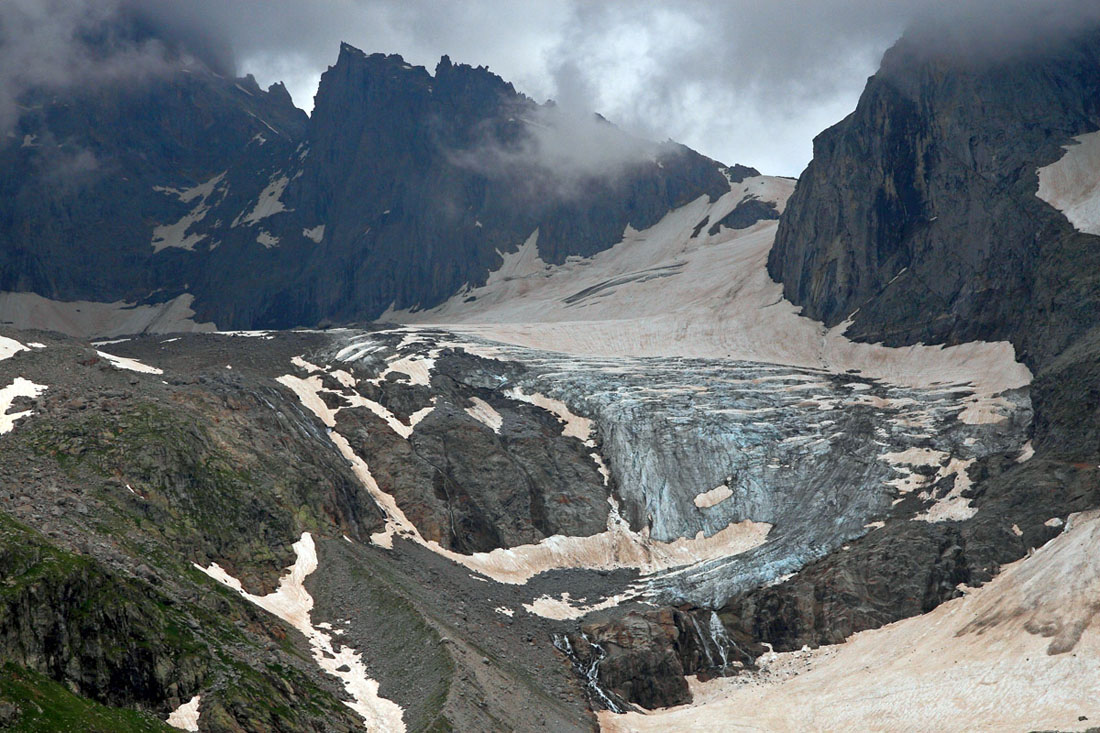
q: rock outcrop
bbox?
[768,25,1100,361]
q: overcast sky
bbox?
[216,0,924,177]
[3,1,1093,177]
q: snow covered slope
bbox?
[601,509,1100,732]
[390,176,1029,405]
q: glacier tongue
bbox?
[436,334,1029,607]
[306,327,1029,610]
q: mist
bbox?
[448,103,665,196]
[4,1,1100,176]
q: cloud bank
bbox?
[4,1,1099,176]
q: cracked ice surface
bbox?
[371,176,1032,606]
[318,327,1028,607]
[276,361,772,587]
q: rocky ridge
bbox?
[0,30,732,334]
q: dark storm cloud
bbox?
[4,1,1099,175]
[0,0,234,138]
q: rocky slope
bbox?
[0,329,605,731]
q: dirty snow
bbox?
[381,354,434,386]
[465,396,503,433]
[391,177,1030,423]
[693,485,733,509]
[505,387,592,441]
[196,533,407,732]
[601,510,1100,733]
[913,457,976,522]
[166,695,201,731]
[880,447,978,522]
[523,591,638,621]
[1037,130,1100,236]
[96,350,163,375]
[0,292,216,338]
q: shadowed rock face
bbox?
[559,607,763,711]
[0,37,731,334]
[768,26,1100,365]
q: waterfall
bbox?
[552,633,627,714]
[687,613,717,668]
[686,610,739,673]
[709,611,733,669]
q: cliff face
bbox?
[0,40,731,333]
[767,24,1100,465]
[768,27,1100,360]
[198,46,730,327]
[726,18,1100,669]
[0,68,305,306]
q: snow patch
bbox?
[303,224,325,243]
[151,172,225,252]
[693,484,733,509]
[465,396,503,433]
[380,353,435,386]
[913,458,977,523]
[166,695,201,731]
[256,230,280,248]
[96,350,163,375]
[523,591,635,621]
[505,387,592,441]
[1017,441,1035,463]
[1037,130,1100,235]
[239,174,290,225]
[214,330,273,338]
[196,533,406,732]
[0,377,47,434]
[0,335,28,360]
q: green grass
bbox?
[0,664,173,732]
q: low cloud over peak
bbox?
[5,1,1098,176]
